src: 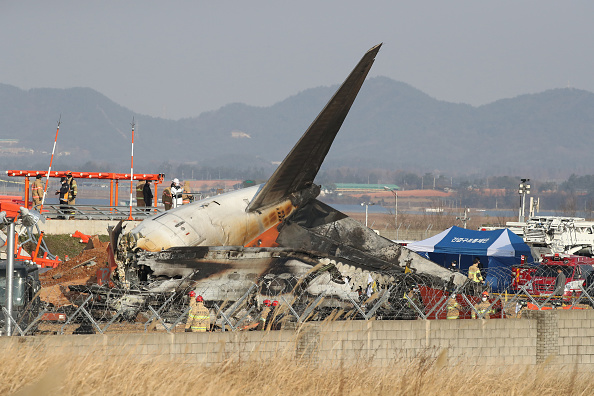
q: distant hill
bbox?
[1,78,594,178]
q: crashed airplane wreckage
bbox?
[108,44,466,322]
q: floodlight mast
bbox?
[518,178,531,222]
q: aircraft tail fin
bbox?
[247,43,382,212]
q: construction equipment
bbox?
[0,259,42,335]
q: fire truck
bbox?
[512,253,594,299]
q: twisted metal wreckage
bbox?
[103,43,468,326]
[3,44,479,334]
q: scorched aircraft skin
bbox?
[114,44,465,300]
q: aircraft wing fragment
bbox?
[247,43,382,212]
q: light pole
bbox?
[456,207,471,229]
[384,186,398,229]
[361,202,375,228]
[518,178,530,222]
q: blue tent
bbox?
[407,226,533,290]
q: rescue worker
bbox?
[186,292,210,332]
[450,260,458,272]
[446,294,461,320]
[135,180,146,207]
[31,174,43,208]
[185,291,197,332]
[554,267,567,297]
[194,295,210,332]
[264,300,279,330]
[257,300,272,330]
[171,178,183,208]
[182,181,193,205]
[143,180,153,213]
[67,171,77,218]
[162,186,173,210]
[55,177,70,219]
[468,258,484,296]
[472,291,494,319]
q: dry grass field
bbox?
[2,345,590,395]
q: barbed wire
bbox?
[2,268,592,337]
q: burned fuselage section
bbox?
[116,197,465,303]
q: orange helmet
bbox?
[188,291,196,298]
[482,291,489,297]
[272,301,279,307]
[263,299,271,307]
[196,295,204,302]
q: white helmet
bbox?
[173,178,179,184]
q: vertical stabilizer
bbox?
[247,44,382,212]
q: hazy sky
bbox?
[2,1,593,120]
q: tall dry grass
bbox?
[1,345,590,396]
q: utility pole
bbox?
[384,186,398,230]
[456,207,470,229]
[361,202,375,228]
[518,178,530,222]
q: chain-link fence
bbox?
[2,266,593,336]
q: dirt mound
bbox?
[39,235,110,306]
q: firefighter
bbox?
[67,171,77,205]
[468,258,484,296]
[66,171,77,218]
[257,300,272,330]
[136,180,146,207]
[55,177,70,219]
[472,291,494,319]
[185,291,197,332]
[264,300,279,330]
[446,294,461,320]
[171,178,183,208]
[162,186,173,210]
[182,181,193,205]
[193,295,210,332]
[31,174,43,208]
[186,292,210,332]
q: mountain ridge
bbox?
[1,78,593,178]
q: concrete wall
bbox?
[310,318,536,366]
[557,310,594,365]
[3,310,594,369]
